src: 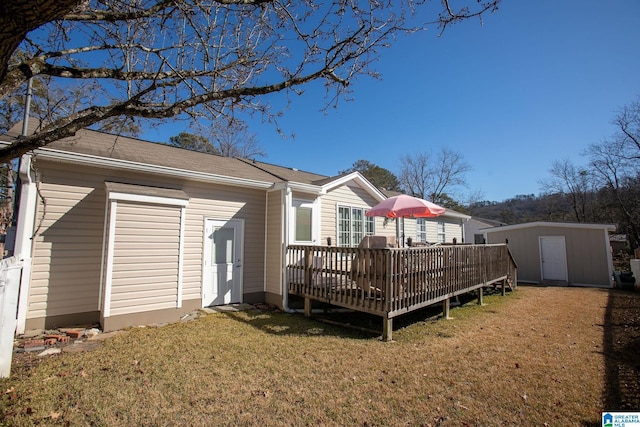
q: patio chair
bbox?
[350,236,393,294]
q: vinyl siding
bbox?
[445,220,463,243]
[424,218,463,244]
[180,181,266,297]
[28,160,268,324]
[29,166,106,319]
[108,201,181,316]
[399,217,464,246]
[265,190,284,297]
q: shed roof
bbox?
[482,221,616,233]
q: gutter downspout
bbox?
[282,185,295,313]
[263,191,268,305]
[14,154,37,334]
[14,78,36,334]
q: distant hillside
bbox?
[468,193,575,225]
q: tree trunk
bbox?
[0,0,81,83]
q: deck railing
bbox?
[286,244,517,340]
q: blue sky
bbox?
[144,0,640,202]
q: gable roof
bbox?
[3,123,375,194]
[2,123,466,214]
[4,124,341,188]
[469,217,508,228]
[236,157,329,185]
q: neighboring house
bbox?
[464,217,507,244]
[483,222,616,288]
[3,125,465,333]
[609,234,629,254]
[403,210,471,245]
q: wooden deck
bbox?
[287,244,517,341]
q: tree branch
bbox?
[62,0,181,22]
[63,0,273,22]
[0,0,503,162]
[437,0,499,35]
[0,60,336,162]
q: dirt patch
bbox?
[602,290,640,410]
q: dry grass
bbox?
[1,286,638,426]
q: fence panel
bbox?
[0,257,22,378]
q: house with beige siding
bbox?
[483,222,616,287]
[402,210,471,246]
[3,125,468,333]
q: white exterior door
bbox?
[539,236,568,282]
[202,219,243,306]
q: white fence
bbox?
[0,257,22,378]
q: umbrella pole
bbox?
[395,218,400,247]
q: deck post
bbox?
[443,298,451,319]
[501,279,506,296]
[385,251,392,313]
[382,317,393,342]
[304,248,313,288]
[304,297,312,318]
[477,287,484,305]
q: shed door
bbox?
[539,236,568,282]
[202,219,243,306]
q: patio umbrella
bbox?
[365,195,445,247]
[365,194,445,219]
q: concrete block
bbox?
[38,348,61,357]
[630,259,640,286]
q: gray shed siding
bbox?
[486,225,613,287]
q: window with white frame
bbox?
[365,212,375,236]
[338,206,375,247]
[437,220,446,243]
[416,218,427,243]
[293,200,314,243]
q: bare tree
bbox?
[539,159,597,222]
[588,136,640,246]
[398,147,471,205]
[210,120,266,159]
[0,0,500,163]
[612,97,640,160]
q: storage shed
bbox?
[483,222,616,288]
